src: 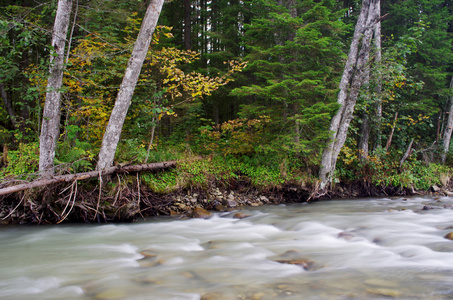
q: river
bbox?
[1,196,453,299]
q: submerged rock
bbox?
[95,289,127,299]
[272,250,321,271]
[338,231,355,241]
[233,212,251,219]
[137,251,161,267]
[366,288,402,298]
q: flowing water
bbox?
[1,196,453,300]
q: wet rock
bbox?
[366,288,402,298]
[214,204,226,212]
[275,258,316,271]
[137,251,161,267]
[444,190,453,197]
[233,212,251,219]
[431,185,441,193]
[437,225,453,230]
[422,205,434,210]
[250,292,266,299]
[201,293,228,300]
[273,250,321,271]
[338,231,355,240]
[224,198,238,208]
[444,232,453,240]
[191,207,212,219]
[365,278,399,288]
[95,289,127,299]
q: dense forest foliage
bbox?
[1,0,453,193]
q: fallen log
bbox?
[0,161,176,197]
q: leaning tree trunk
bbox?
[39,0,72,175]
[96,0,165,170]
[358,6,381,160]
[372,4,383,150]
[441,76,453,163]
[318,0,380,189]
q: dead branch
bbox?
[0,160,176,197]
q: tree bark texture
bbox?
[319,0,380,188]
[39,0,72,175]
[0,161,176,197]
[385,110,399,152]
[0,83,16,129]
[184,0,192,50]
[373,4,382,150]
[441,76,453,163]
[96,0,165,170]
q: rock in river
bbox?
[191,207,212,219]
[444,232,453,240]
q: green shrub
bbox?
[0,142,39,177]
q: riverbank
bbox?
[1,174,451,225]
[1,153,453,224]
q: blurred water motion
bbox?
[1,196,453,299]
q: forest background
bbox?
[1,0,453,196]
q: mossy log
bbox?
[0,161,176,197]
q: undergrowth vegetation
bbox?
[336,146,453,191]
[1,137,451,194]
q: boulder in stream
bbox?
[444,232,453,240]
[191,207,212,219]
[233,212,251,219]
[272,250,321,271]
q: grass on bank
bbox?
[1,140,452,194]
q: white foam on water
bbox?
[0,276,60,297]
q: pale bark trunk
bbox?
[441,76,453,163]
[96,0,165,170]
[39,0,72,175]
[358,40,372,160]
[319,0,379,188]
[373,2,382,150]
[400,138,414,168]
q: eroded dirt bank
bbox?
[0,178,451,225]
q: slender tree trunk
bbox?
[400,138,414,168]
[0,83,16,129]
[319,0,380,188]
[96,0,165,170]
[385,110,399,152]
[358,39,372,160]
[358,113,370,160]
[441,76,453,163]
[373,1,382,150]
[183,0,191,50]
[39,0,72,175]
